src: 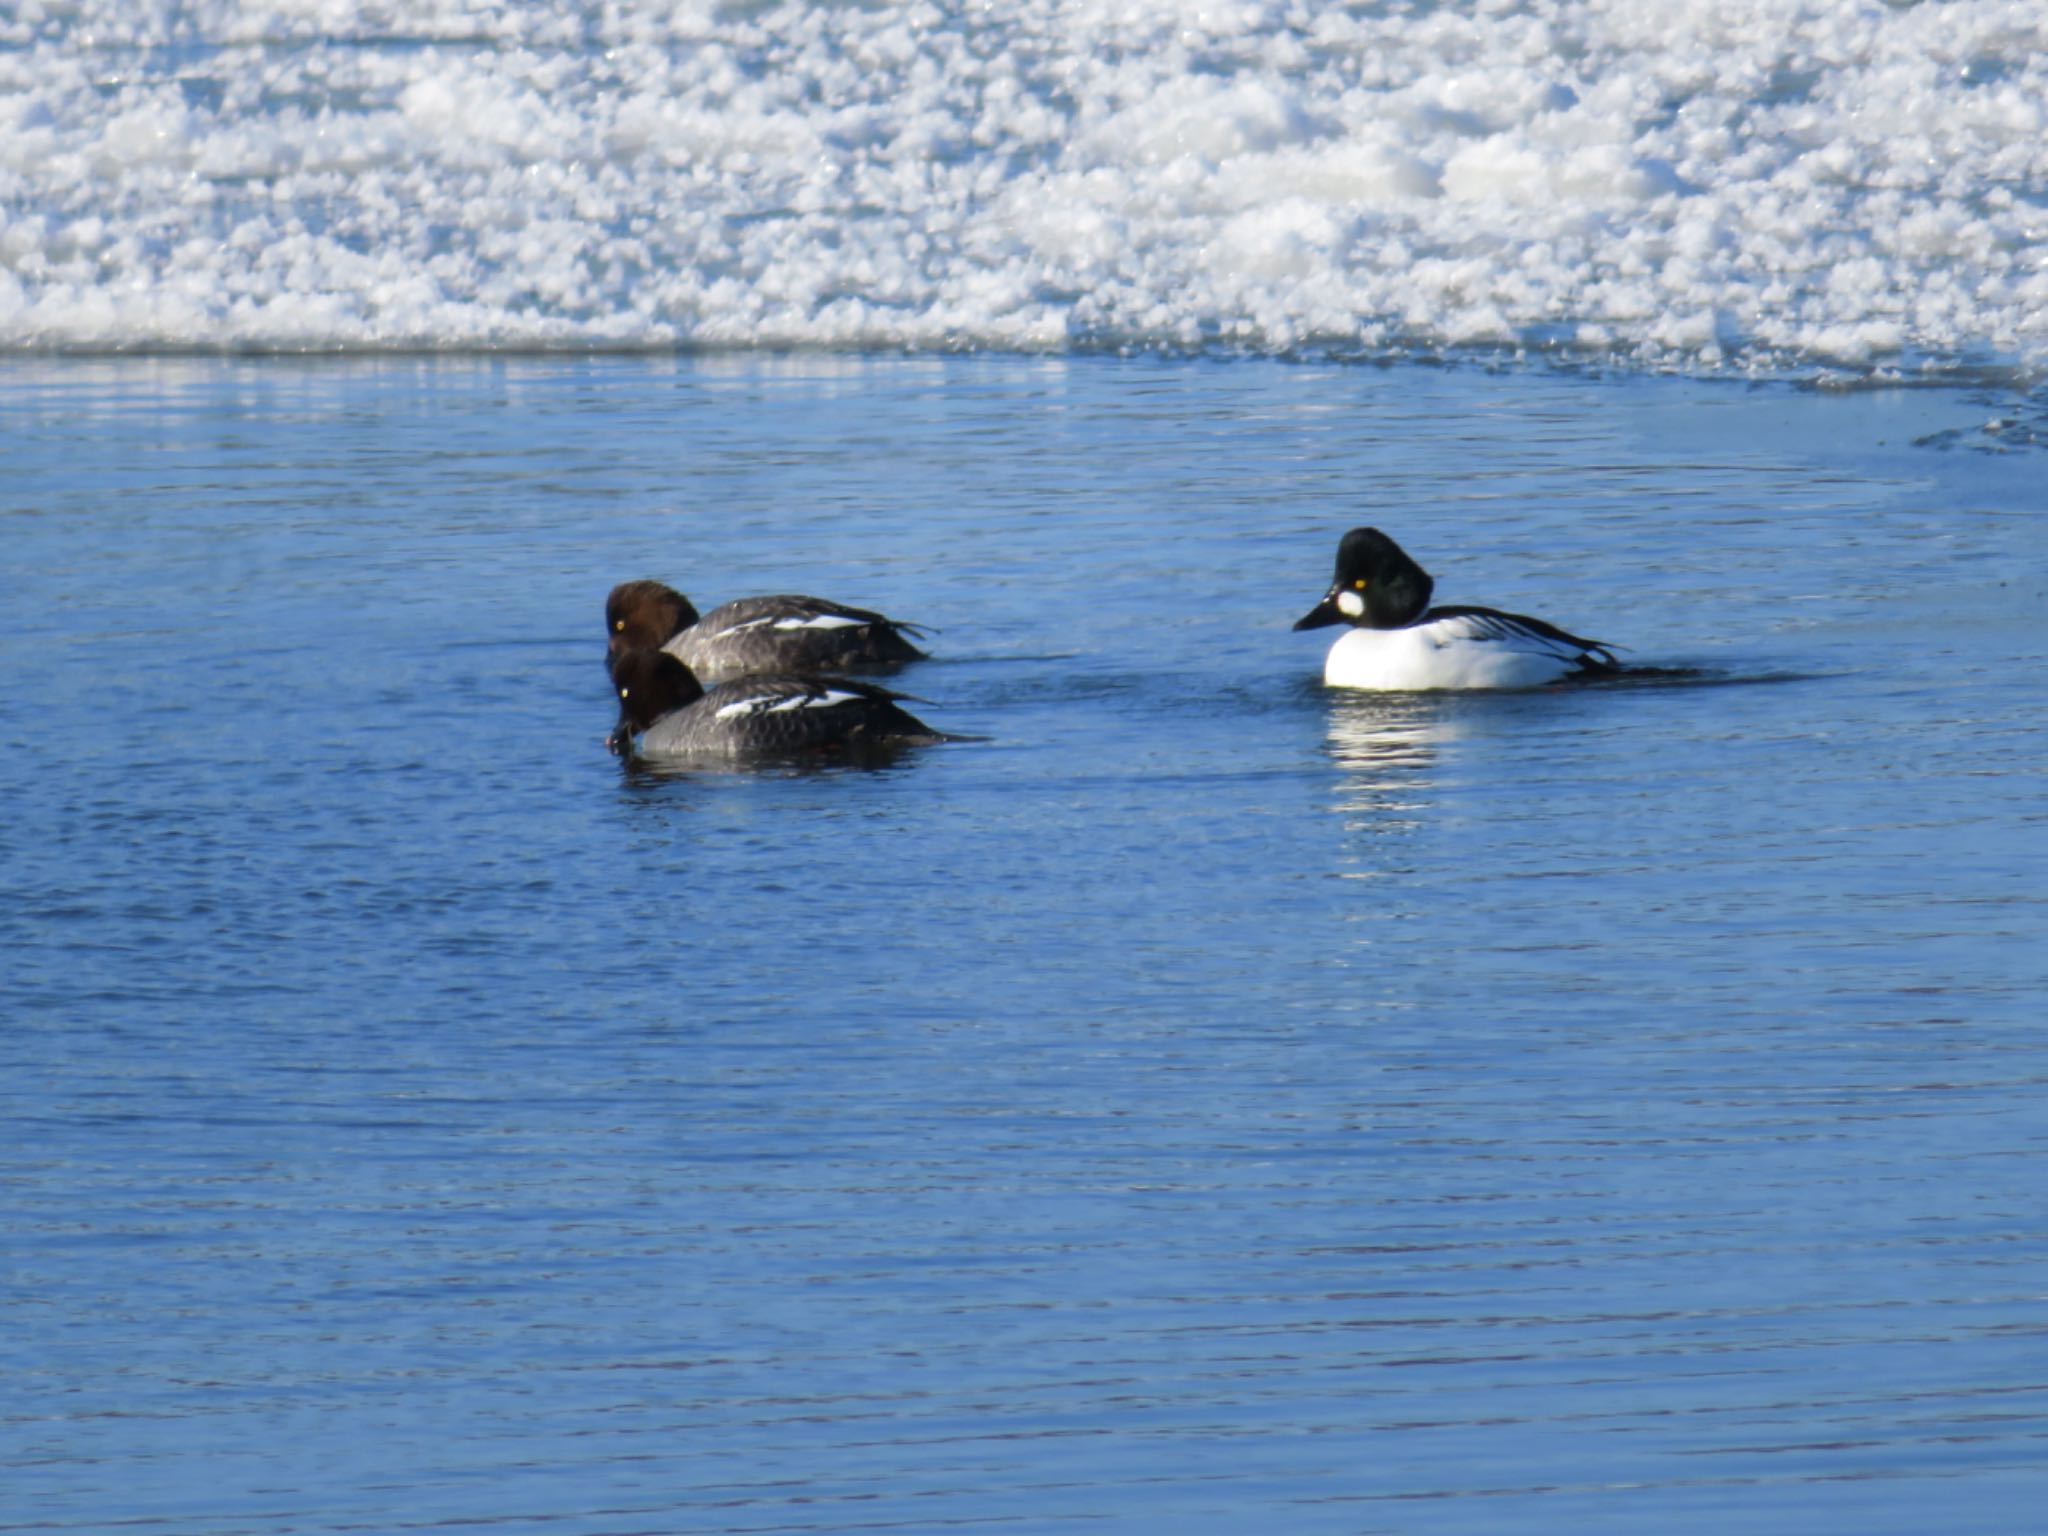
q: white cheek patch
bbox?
[1335,589,1366,619]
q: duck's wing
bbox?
[1421,606,1620,672]
[695,674,941,750]
[676,595,929,676]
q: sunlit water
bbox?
[4,354,2047,1534]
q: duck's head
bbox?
[607,647,707,753]
[606,580,701,662]
[1293,527,1434,631]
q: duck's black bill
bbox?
[1293,592,1342,631]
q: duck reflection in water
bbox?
[1322,694,1457,829]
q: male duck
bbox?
[1294,527,1619,691]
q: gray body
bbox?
[664,595,927,682]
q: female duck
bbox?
[606,579,927,683]
[608,648,951,761]
[1294,527,1619,691]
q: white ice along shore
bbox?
[2,0,2044,376]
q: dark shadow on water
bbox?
[1574,664,1827,690]
[1912,390,2048,453]
[616,738,954,785]
[971,662,1830,739]
[1305,665,1826,713]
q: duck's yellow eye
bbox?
[1353,579,1369,590]
[614,619,625,631]
[619,686,630,699]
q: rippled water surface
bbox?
[4,355,2047,1534]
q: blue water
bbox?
[4,355,2047,1534]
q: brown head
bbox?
[606,580,701,661]
[607,648,708,755]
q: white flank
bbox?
[1323,616,1596,691]
[772,614,866,631]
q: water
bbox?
[11,2,2048,1526]
[4,353,2046,1533]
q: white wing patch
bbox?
[717,612,867,635]
[714,689,862,721]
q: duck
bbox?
[605,578,927,683]
[607,648,952,761]
[1294,527,1620,691]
